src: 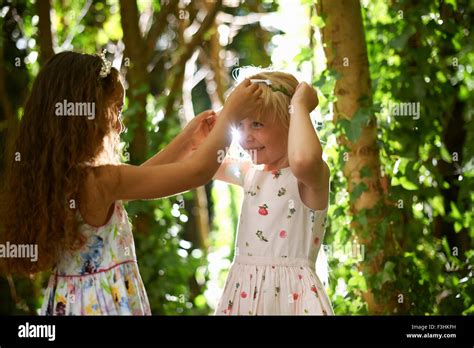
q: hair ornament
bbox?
[250,78,292,97]
[98,49,112,78]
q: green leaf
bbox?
[450,202,462,220]
[399,177,418,190]
[333,206,345,217]
[440,146,452,163]
[311,15,326,29]
[355,212,367,225]
[293,47,313,65]
[339,107,371,142]
[350,182,369,201]
[382,261,396,283]
[444,0,458,11]
[430,196,445,216]
[360,166,372,178]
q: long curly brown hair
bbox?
[1,51,123,275]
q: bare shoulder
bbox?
[79,165,118,226]
[297,161,330,210]
[88,165,120,201]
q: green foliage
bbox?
[305,0,474,315]
[1,0,472,317]
[337,105,374,142]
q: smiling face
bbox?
[237,110,289,170]
[232,70,299,170]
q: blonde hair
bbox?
[233,67,299,128]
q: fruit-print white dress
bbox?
[40,201,151,315]
[216,166,334,315]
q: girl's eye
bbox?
[252,122,263,128]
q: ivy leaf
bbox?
[360,166,372,179]
[339,107,371,142]
[293,47,313,65]
[355,212,368,225]
[333,206,345,218]
[311,14,326,28]
[350,182,369,201]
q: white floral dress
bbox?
[216,166,334,315]
[40,201,151,315]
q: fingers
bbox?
[248,82,259,93]
[241,78,251,87]
[207,120,217,131]
[199,109,215,119]
[203,114,217,132]
[205,114,217,124]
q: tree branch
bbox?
[174,0,222,72]
[145,0,178,61]
[164,0,222,117]
[120,0,146,66]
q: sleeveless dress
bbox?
[215,166,334,315]
[40,201,151,315]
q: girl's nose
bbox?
[238,130,253,147]
[245,130,255,142]
[242,127,254,141]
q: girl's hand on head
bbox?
[291,82,319,112]
[222,79,263,123]
[186,109,217,151]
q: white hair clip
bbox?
[99,49,112,78]
[250,79,272,85]
[250,78,292,97]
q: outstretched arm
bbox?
[141,110,216,166]
[98,79,262,202]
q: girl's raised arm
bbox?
[288,82,330,193]
[141,110,216,167]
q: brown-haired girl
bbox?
[1,51,262,315]
[213,68,334,315]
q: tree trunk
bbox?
[120,0,149,165]
[316,0,395,314]
[0,30,16,176]
[119,0,153,235]
[36,0,54,65]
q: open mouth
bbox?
[246,146,265,151]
